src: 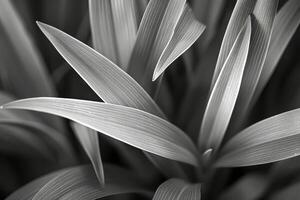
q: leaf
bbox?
[271,182,300,200]
[210,0,257,87]
[37,22,164,118]
[198,17,251,151]
[2,97,199,166]
[232,0,279,122]
[37,21,185,180]
[5,169,63,200]
[254,0,300,102]
[152,5,206,80]
[6,165,149,200]
[89,0,138,69]
[127,0,186,90]
[72,122,104,186]
[216,108,300,167]
[153,178,201,200]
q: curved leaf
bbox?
[72,122,104,186]
[153,178,201,200]
[210,0,257,86]
[2,97,199,166]
[233,0,279,123]
[153,5,206,80]
[6,165,149,200]
[271,182,300,200]
[198,17,251,151]
[127,0,186,90]
[216,108,300,167]
[37,22,164,118]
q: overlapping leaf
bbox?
[6,165,149,200]
[233,0,279,121]
[153,178,201,200]
[254,0,300,102]
[153,5,206,80]
[89,0,139,69]
[198,17,251,151]
[37,22,164,117]
[2,98,199,166]
[72,122,104,186]
[216,108,300,167]
[127,0,186,90]
[210,0,257,86]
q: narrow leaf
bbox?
[254,0,300,102]
[210,0,257,86]
[216,108,300,167]
[37,22,164,118]
[3,98,199,166]
[233,0,279,121]
[198,17,251,151]
[89,0,138,69]
[153,5,206,80]
[72,122,104,186]
[153,178,201,200]
[37,21,185,180]
[127,0,186,90]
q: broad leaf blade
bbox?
[3,98,199,166]
[198,17,251,151]
[153,179,201,200]
[89,0,138,69]
[127,0,186,90]
[216,108,300,167]
[210,0,257,86]
[254,0,300,102]
[72,122,104,186]
[37,22,164,118]
[153,5,206,80]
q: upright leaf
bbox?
[198,17,251,151]
[3,98,199,166]
[153,5,206,80]
[153,179,201,200]
[254,0,300,102]
[72,122,104,186]
[89,0,138,69]
[216,108,300,167]
[233,0,279,122]
[127,0,186,90]
[210,0,257,86]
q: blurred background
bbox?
[0,0,299,199]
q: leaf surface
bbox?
[3,98,199,166]
[216,108,300,167]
